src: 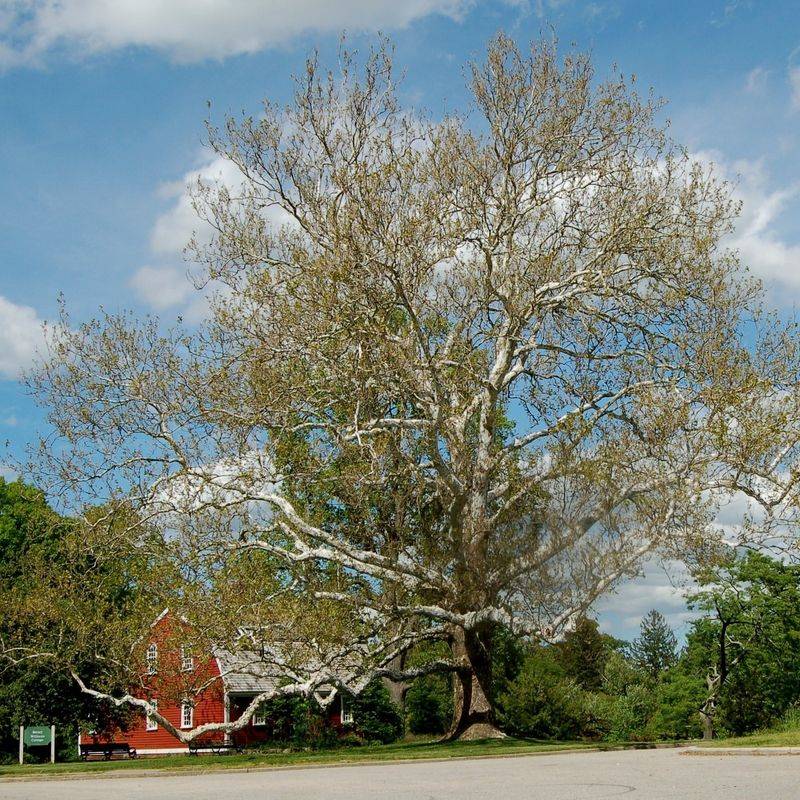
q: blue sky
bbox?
[1,0,799,640]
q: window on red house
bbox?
[181,700,194,729]
[146,642,158,675]
[341,695,354,725]
[180,644,194,672]
[146,699,158,731]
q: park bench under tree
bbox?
[79,742,137,760]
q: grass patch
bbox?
[701,707,800,747]
[0,737,594,778]
[700,710,800,748]
[701,730,800,748]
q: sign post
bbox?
[20,725,55,764]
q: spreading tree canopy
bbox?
[9,36,800,740]
[0,480,137,757]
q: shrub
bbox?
[498,648,587,739]
[406,674,453,735]
[605,684,655,742]
[351,680,404,744]
[601,652,645,696]
[645,670,705,740]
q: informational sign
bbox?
[19,724,56,764]
[23,726,52,746]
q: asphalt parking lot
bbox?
[1,747,797,800]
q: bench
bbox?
[188,741,244,756]
[80,742,137,761]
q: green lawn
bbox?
[0,737,596,778]
[700,729,800,748]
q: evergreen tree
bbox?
[556,616,621,691]
[628,610,678,681]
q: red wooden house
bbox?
[79,610,351,755]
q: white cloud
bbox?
[595,559,696,641]
[0,463,18,481]
[129,266,194,311]
[150,156,244,256]
[743,65,769,94]
[0,0,471,66]
[693,151,800,293]
[130,155,241,316]
[132,153,292,318]
[0,295,46,380]
[789,66,800,111]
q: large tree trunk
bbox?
[382,650,410,709]
[699,709,714,741]
[443,626,505,741]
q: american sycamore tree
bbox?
[10,36,800,740]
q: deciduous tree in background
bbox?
[0,480,135,759]
[555,616,619,691]
[687,553,800,739]
[12,35,800,739]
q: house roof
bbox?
[150,612,346,698]
[214,649,283,695]
[215,645,342,698]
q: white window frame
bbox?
[180,644,194,672]
[146,642,158,675]
[146,699,158,732]
[181,700,194,730]
[340,695,354,725]
[252,703,267,727]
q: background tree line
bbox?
[4,475,800,761]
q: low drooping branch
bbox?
[68,656,466,744]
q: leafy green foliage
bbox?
[686,551,800,736]
[646,669,705,740]
[555,616,623,691]
[627,610,677,681]
[0,479,68,582]
[0,479,134,761]
[350,680,404,744]
[601,651,645,696]
[253,682,402,749]
[405,674,453,735]
[498,647,587,739]
[252,695,323,748]
[604,684,656,742]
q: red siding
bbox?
[115,672,226,752]
[84,612,226,752]
[81,611,347,753]
[230,696,270,747]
